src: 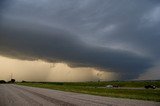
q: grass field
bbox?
[17,81,160,102]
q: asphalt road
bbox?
[0,84,159,106]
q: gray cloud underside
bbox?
[0,21,153,80]
[0,0,160,79]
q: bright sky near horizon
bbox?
[0,56,117,82]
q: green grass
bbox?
[23,80,160,87]
[16,81,160,102]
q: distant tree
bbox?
[22,80,26,83]
[11,79,15,83]
[0,80,6,84]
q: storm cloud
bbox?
[0,0,160,80]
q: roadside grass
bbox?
[24,80,160,87]
[16,81,160,102]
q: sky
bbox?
[0,0,160,81]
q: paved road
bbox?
[0,84,159,106]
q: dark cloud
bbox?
[0,0,159,80]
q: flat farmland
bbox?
[16,80,160,102]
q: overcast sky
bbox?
[0,0,160,81]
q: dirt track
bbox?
[0,84,159,106]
